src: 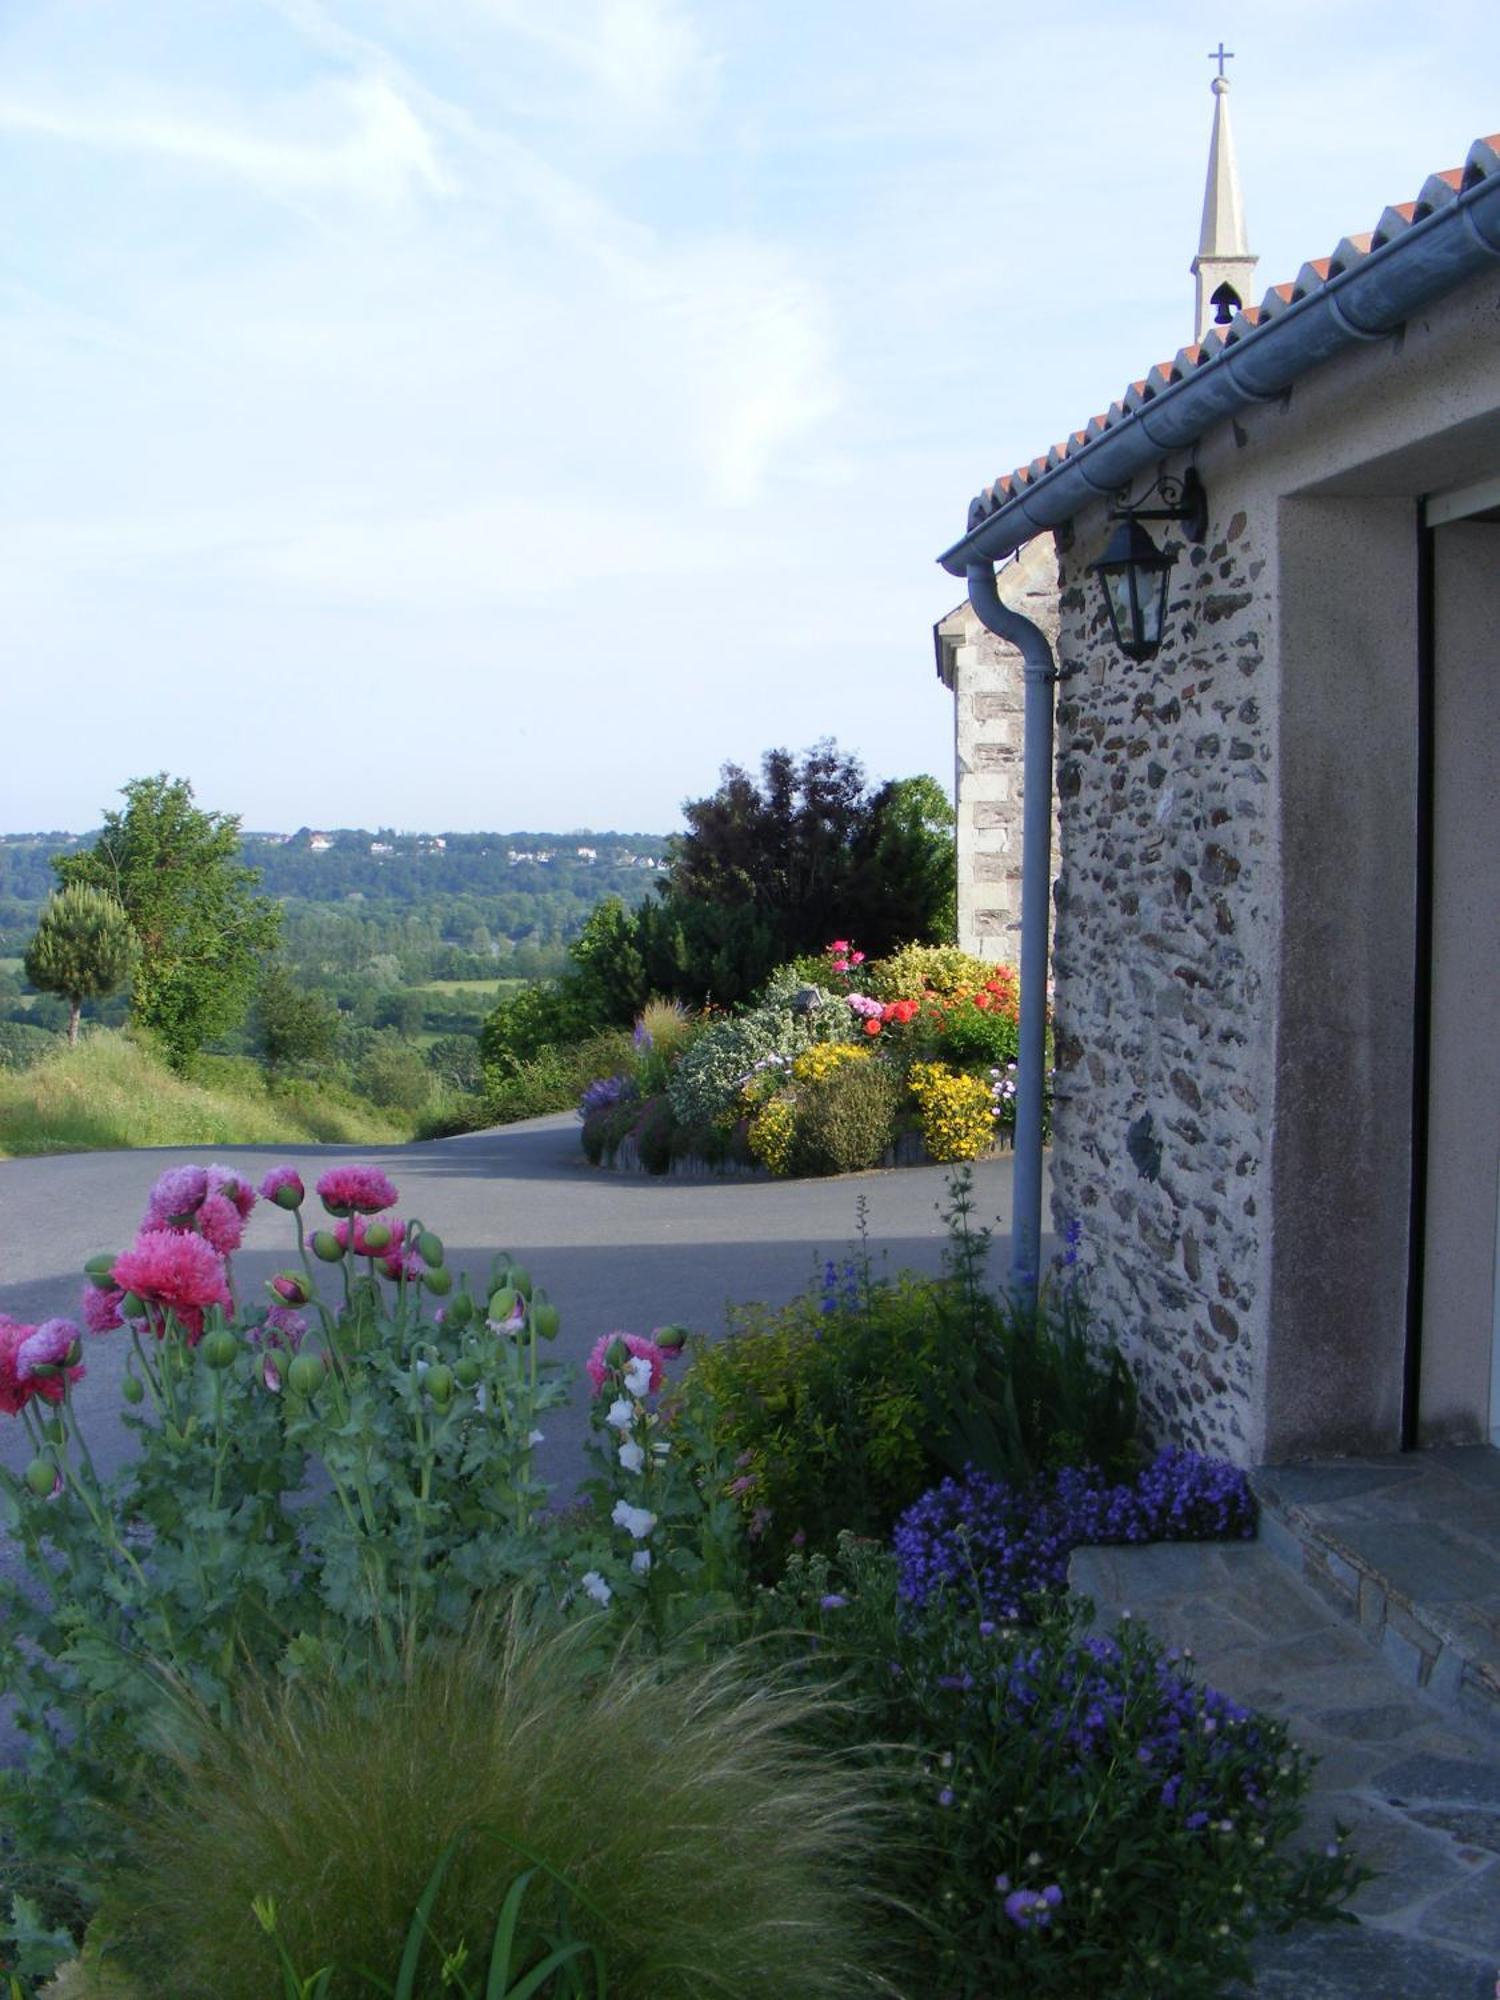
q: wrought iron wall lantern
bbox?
[1088,468,1209,663]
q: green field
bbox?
[405,977,527,1001]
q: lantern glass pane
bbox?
[1102,567,1135,650]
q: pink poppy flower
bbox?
[112,1230,232,1343]
[316,1165,400,1217]
[260,1165,305,1209]
[143,1165,210,1229]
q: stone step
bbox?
[1069,1537,1500,1996]
[1252,1449,1500,1742]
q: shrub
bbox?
[789,1040,871,1085]
[358,1029,435,1112]
[907,1061,995,1162]
[479,977,603,1076]
[932,993,1020,1070]
[791,1059,902,1176]
[0,1020,59,1071]
[675,1272,973,1576]
[861,943,999,1000]
[763,1538,1363,2000]
[93,1614,893,2000]
[485,1029,635,1124]
[666,993,845,1129]
[630,1092,678,1175]
[424,1031,482,1094]
[747,1096,797,1174]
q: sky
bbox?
[4,1,1498,837]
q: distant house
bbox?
[937,85,1500,1466]
[307,832,334,853]
[370,842,395,857]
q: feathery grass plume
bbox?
[96,1606,897,2000]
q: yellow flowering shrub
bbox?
[907,1061,995,1163]
[747,1097,797,1175]
[863,944,998,1001]
[790,1042,870,1086]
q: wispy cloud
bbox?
[0,72,452,204]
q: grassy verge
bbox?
[0,1033,408,1157]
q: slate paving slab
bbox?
[1071,1536,1500,1996]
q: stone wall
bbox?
[1049,502,1274,1461]
[935,535,1059,963]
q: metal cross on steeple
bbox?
[1207,43,1235,79]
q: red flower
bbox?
[863,1019,882,1037]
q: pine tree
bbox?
[23,884,137,1045]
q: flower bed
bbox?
[0,1160,1359,2000]
[578,941,1044,1179]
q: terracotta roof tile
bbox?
[961,129,1500,529]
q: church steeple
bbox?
[1191,47,1257,342]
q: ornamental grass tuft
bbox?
[94,1608,896,2000]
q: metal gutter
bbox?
[938,151,1500,575]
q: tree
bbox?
[22,884,137,1045]
[55,775,281,1069]
[638,742,955,1002]
[250,963,340,1078]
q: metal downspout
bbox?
[966,559,1056,1304]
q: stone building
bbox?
[933,535,1058,962]
[937,79,1500,1468]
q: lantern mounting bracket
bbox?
[1107,467,1209,545]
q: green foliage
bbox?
[0,1021,58,1072]
[250,964,340,1077]
[932,995,1020,1070]
[927,1169,1139,1488]
[625,998,699,1098]
[790,1060,902,1176]
[479,980,604,1077]
[55,777,280,1070]
[761,1541,1363,2000]
[676,1269,968,1577]
[358,1031,438,1113]
[0,1895,76,1995]
[425,1034,483,1095]
[22,886,136,1046]
[92,1614,891,2000]
[484,1032,635,1126]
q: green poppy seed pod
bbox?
[360,1221,393,1254]
[85,1252,120,1291]
[425,1364,454,1407]
[530,1301,561,1342]
[654,1324,690,1354]
[287,1353,325,1398]
[311,1231,345,1264]
[202,1330,240,1371]
[119,1292,145,1319]
[509,1265,533,1300]
[488,1286,519,1324]
[445,1293,474,1329]
[423,1264,452,1297]
[454,1355,481,1388]
[417,1230,444,1269]
[604,1336,630,1371]
[122,1374,145,1406]
[268,1269,313,1307]
[24,1458,58,1498]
